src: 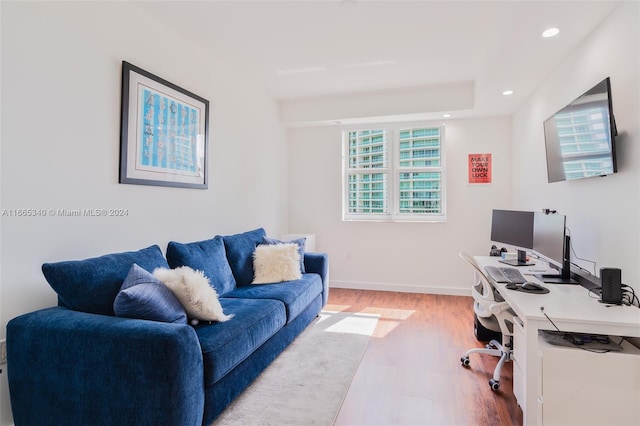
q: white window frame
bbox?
[342,124,446,223]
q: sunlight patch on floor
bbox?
[319,307,416,338]
[370,319,401,338]
[319,311,379,336]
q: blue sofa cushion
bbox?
[224,274,323,323]
[166,236,237,296]
[222,228,266,287]
[42,245,169,316]
[113,264,187,324]
[196,297,286,386]
[262,236,306,273]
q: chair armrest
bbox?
[304,253,329,306]
[489,302,516,337]
[489,301,512,316]
[7,307,204,426]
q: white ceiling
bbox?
[136,0,620,118]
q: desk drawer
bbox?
[540,338,640,425]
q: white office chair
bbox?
[458,252,515,391]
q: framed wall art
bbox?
[119,61,209,189]
[468,153,492,184]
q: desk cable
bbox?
[620,284,640,307]
[565,226,598,275]
[539,307,625,354]
[586,284,640,308]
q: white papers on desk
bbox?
[522,267,555,276]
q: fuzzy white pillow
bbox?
[153,266,233,323]
[252,243,302,284]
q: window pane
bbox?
[398,127,441,169]
[348,130,388,169]
[398,171,442,214]
[348,172,388,214]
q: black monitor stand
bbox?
[499,249,534,267]
[535,235,578,284]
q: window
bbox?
[343,125,445,222]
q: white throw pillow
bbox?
[153,266,233,323]
[252,243,302,284]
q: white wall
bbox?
[279,81,475,126]
[511,2,640,294]
[288,117,512,294]
[0,2,288,424]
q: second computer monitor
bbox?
[532,212,575,283]
[532,213,566,268]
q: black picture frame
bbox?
[120,61,209,189]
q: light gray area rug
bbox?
[212,310,379,426]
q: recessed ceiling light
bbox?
[502,90,514,96]
[542,27,560,38]
[442,113,452,118]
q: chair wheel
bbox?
[489,379,500,391]
[460,356,470,367]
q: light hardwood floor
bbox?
[328,288,523,426]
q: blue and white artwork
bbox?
[137,86,201,176]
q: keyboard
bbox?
[484,266,527,284]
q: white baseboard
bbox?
[329,280,471,297]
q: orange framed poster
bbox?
[468,154,492,184]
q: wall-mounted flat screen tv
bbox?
[543,77,617,183]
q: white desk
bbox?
[474,256,640,426]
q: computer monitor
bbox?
[532,212,576,284]
[490,209,535,266]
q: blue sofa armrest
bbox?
[7,307,204,426]
[304,253,329,306]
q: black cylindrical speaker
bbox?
[600,267,622,304]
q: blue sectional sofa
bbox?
[6,228,328,426]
